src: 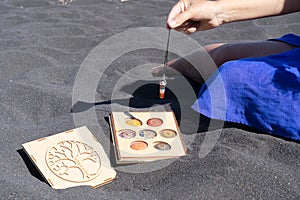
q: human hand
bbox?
[167,0,224,34]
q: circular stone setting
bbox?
[118,129,136,139]
[130,141,148,150]
[139,129,157,139]
[153,141,171,151]
[146,118,163,127]
[125,118,142,126]
[159,129,177,138]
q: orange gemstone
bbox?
[159,91,165,99]
[130,141,148,150]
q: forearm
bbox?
[216,0,299,24]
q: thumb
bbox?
[168,11,192,28]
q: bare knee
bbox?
[204,43,229,67]
[204,41,297,67]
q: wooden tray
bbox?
[110,111,187,164]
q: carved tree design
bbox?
[46,140,101,183]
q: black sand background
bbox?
[0,0,299,199]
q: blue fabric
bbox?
[269,33,300,46]
[192,34,300,141]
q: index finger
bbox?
[167,1,189,26]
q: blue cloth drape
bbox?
[192,34,300,141]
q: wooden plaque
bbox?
[22,126,117,189]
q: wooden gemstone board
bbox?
[22,126,117,189]
[110,112,187,164]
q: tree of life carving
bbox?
[46,140,101,183]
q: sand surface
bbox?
[0,0,299,199]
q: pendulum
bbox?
[159,74,167,99]
[160,29,171,99]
